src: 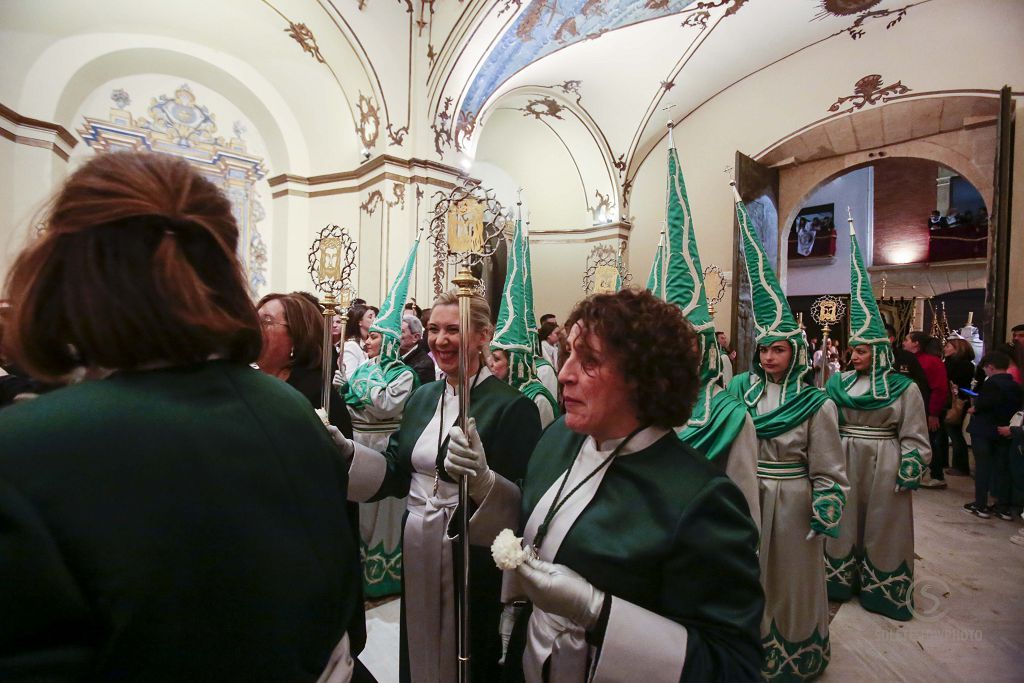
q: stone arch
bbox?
[765,96,997,283]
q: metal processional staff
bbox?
[307,224,357,415]
[430,187,504,682]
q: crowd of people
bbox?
[2,150,1023,682]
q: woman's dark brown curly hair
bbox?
[565,287,700,428]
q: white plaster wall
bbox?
[475,108,593,230]
[529,240,592,323]
[785,166,873,297]
[0,143,66,282]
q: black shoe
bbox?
[995,509,1014,521]
[944,468,970,477]
[962,502,991,518]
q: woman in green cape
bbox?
[456,289,764,682]
[823,222,930,620]
[726,184,848,682]
[331,289,542,683]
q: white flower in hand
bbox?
[491,529,529,570]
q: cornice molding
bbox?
[529,220,632,244]
[268,155,464,187]
[0,102,78,161]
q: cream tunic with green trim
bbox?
[754,382,847,682]
[824,373,930,620]
[348,367,418,597]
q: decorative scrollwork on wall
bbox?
[550,80,583,105]
[356,93,381,149]
[360,190,385,216]
[427,179,509,296]
[520,97,564,120]
[828,74,911,113]
[432,97,454,158]
[387,183,406,210]
[285,21,325,63]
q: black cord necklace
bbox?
[432,364,484,495]
[533,425,646,553]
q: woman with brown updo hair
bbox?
[487,288,763,682]
[0,152,365,681]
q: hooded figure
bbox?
[660,136,759,525]
[726,183,848,682]
[823,219,930,620]
[344,237,421,597]
[520,218,559,398]
[492,217,559,428]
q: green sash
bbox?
[826,370,912,414]
[678,390,749,462]
[728,373,829,440]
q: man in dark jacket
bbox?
[964,351,1024,519]
[400,314,436,386]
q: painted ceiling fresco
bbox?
[460,0,701,119]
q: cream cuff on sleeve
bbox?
[591,597,688,683]
[347,442,387,502]
[445,472,522,547]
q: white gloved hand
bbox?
[515,555,605,630]
[332,369,344,390]
[446,417,494,500]
[497,602,522,665]
[326,425,355,462]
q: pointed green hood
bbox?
[347,236,420,408]
[369,235,419,366]
[663,143,723,426]
[731,182,812,407]
[493,218,549,397]
[843,216,910,401]
[521,218,541,357]
[646,232,665,299]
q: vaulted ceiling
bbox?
[1,0,1010,187]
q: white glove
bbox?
[332,369,344,390]
[497,602,522,665]
[326,425,355,462]
[515,555,605,630]
[446,417,494,500]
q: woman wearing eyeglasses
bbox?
[256,292,354,441]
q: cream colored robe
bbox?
[824,375,930,621]
[755,383,847,681]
